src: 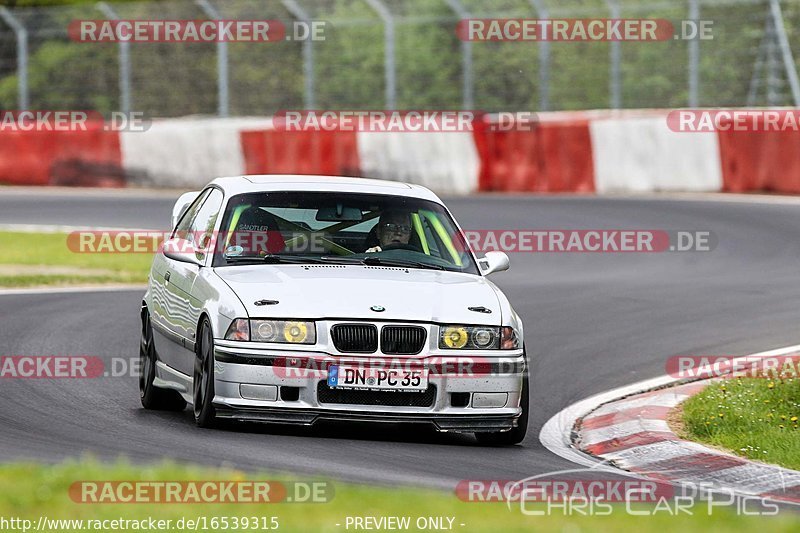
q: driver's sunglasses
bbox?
[381,223,412,234]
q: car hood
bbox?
[214,264,501,324]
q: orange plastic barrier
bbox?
[0,122,123,186]
[718,127,800,193]
[240,128,360,176]
[474,117,595,192]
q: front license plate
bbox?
[327,365,428,391]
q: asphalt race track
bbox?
[2,190,800,489]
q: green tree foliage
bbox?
[0,0,793,114]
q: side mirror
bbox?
[479,251,510,275]
[171,191,200,230]
[162,237,204,266]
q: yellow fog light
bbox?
[284,321,308,343]
[250,320,315,344]
[443,326,468,349]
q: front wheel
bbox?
[475,364,529,446]
[193,318,218,428]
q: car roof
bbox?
[209,175,443,203]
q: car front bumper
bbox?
[212,341,526,433]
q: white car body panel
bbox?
[215,265,502,324]
[142,175,526,434]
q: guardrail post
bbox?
[0,7,29,110]
[687,0,699,107]
[443,0,474,110]
[365,0,396,109]
[747,35,765,105]
[769,0,800,106]
[605,0,621,109]
[529,0,550,111]
[282,0,316,109]
[196,0,230,117]
[97,2,131,114]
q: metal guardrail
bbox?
[0,0,798,116]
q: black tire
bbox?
[475,363,529,446]
[139,310,187,411]
[193,318,218,428]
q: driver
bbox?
[366,209,413,253]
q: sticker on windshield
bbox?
[224,245,244,257]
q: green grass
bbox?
[0,459,797,532]
[0,231,152,287]
[0,274,145,287]
[681,378,800,469]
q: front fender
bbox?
[194,268,248,341]
[486,278,524,340]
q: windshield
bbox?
[211,192,478,275]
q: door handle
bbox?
[164,271,171,283]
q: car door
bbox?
[151,189,209,375]
[152,189,218,376]
[170,188,225,375]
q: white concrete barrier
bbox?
[590,115,723,193]
[356,131,480,195]
[120,117,273,188]
[113,111,740,196]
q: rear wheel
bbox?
[139,310,186,411]
[475,359,529,446]
[193,318,218,428]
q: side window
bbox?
[173,190,211,240]
[188,189,224,251]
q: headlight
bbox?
[439,325,500,350]
[225,319,316,344]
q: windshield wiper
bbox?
[317,256,364,265]
[316,255,447,271]
[224,255,324,265]
[262,254,326,264]
[359,256,446,271]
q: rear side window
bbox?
[173,189,211,239]
[190,190,224,235]
[172,188,225,252]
